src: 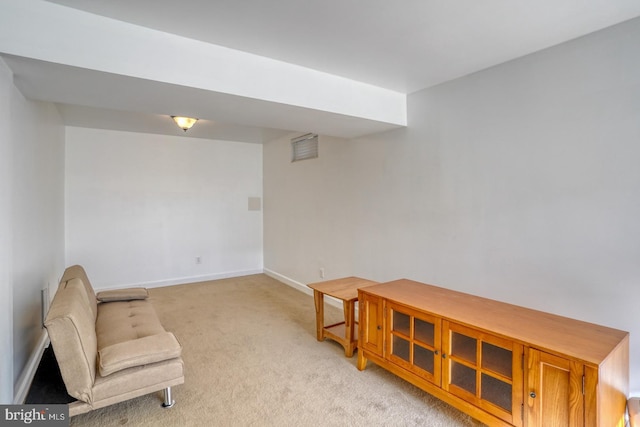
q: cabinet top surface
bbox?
[361,279,628,365]
[307,276,379,301]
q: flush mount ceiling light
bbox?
[171,116,198,132]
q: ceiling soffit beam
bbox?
[0,0,406,128]
[3,55,401,139]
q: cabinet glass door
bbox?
[450,330,477,395]
[443,322,523,426]
[387,302,441,385]
[481,341,514,412]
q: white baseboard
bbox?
[94,268,264,292]
[263,268,312,295]
[14,330,49,404]
[263,268,346,311]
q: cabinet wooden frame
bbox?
[356,279,629,427]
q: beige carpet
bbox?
[70,274,485,427]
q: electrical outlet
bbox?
[196,256,202,264]
[319,268,325,278]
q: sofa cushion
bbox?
[96,300,166,349]
[98,332,182,376]
[44,278,98,402]
[97,288,149,302]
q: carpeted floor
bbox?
[28,274,485,426]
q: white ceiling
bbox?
[43,0,640,93]
[2,0,640,142]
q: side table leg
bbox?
[343,300,356,357]
[313,290,324,341]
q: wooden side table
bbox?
[307,277,378,357]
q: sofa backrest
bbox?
[44,278,97,403]
[60,265,98,320]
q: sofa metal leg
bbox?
[162,387,175,408]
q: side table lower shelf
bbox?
[322,321,359,356]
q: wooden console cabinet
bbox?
[357,280,629,427]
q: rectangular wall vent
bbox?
[291,133,318,162]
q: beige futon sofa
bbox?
[44,265,185,416]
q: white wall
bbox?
[65,127,263,289]
[264,18,640,392]
[0,54,14,404]
[0,57,65,403]
[263,134,356,286]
